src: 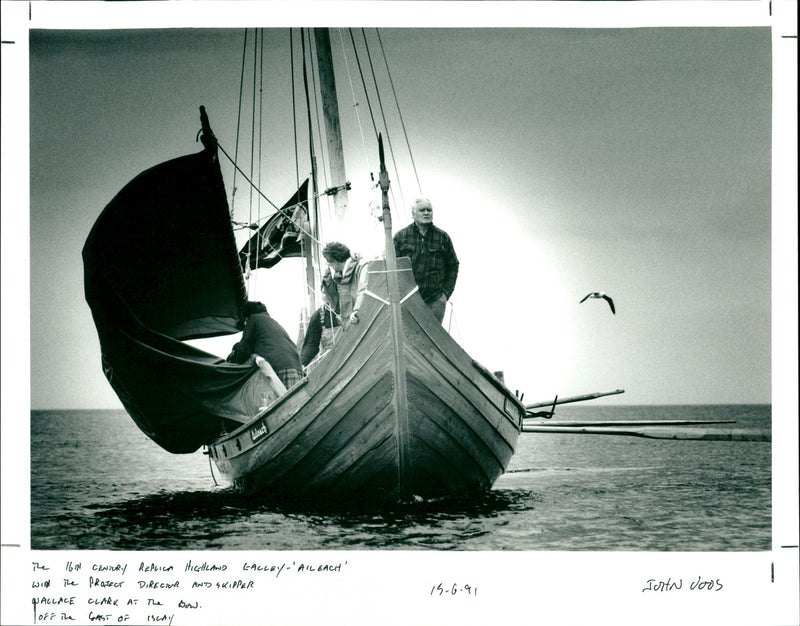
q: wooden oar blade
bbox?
[526,388,624,409]
[521,424,769,442]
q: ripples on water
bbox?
[74,488,540,551]
[30,406,771,551]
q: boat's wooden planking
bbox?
[212,259,524,499]
[402,296,522,442]
[214,294,395,495]
[401,300,521,496]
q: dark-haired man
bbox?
[320,241,368,327]
[226,301,303,388]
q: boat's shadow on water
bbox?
[86,488,540,550]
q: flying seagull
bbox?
[580,292,615,314]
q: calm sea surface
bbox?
[30,405,770,551]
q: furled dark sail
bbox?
[83,148,274,453]
[238,179,309,270]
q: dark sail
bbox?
[83,149,274,453]
[238,179,309,270]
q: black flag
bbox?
[238,179,309,270]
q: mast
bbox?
[313,28,350,225]
[300,29,320,316]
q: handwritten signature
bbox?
[642,576,723,592]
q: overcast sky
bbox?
[4,5,792,409]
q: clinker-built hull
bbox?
[209,258,524,501]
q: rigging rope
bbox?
[253,28,266,295]
[344,28,409,223]
[206,448,219,486]
[336,28,392,223]
[447,300,464,347]
[346,29,380,144]
[300,29,319,213]
[225,27,325,335]
[232,29,249,218]
[246,28,259,283]
[336,28,372,185]
[360,27,407,213]
[288,30,309,327]
[225,27,427,331]
[300,28,327,310]
[217,142,323,244]
[291,30,300,192]
[376,29,423,198]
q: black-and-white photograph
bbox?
[2,2,797,625]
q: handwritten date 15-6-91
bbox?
[430,583,477,597]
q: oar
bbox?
[523,419,737,427]
[521,425,769,441]
[526,388,624,409]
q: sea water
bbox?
[29,405,770,551]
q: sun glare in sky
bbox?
[23,25,777,408]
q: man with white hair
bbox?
[393,198,459,323]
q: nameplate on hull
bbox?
[249,422,269,443]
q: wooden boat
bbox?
[210,252,524,500]
[83,28,525,502]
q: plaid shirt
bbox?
[393,223,459,303]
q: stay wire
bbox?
[232,29,248,218]
[246,29,259,285]
[290,29,315,314]
[307,29,331,237]
[376,28,423,198]
[300,29,322,279]
[336,28,372,184]
[206,448,219,486]
[216,141,322,248]
[298,30,331,311]
[339,28,394,218]
[248,27,266,295]
[347,28,405,221]
[360,27,407,213]
[301,27,332,301]
[346,28,379,140]
[300,30,319,204]
[290,30,300,192]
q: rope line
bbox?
[216,142,320,246]
[252,28,266,293]
[361,27,407,213]
[346,29,403,219]
[447,300,464,346]
[206,448,219,486]
[377,28,423,198]
[337,28,372,183]
[347,29,380,138]
[232,29,249,217]
[225,27,427,327]
[291,30,301,191]
[300,29,324,248]
[246,28,259,284]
